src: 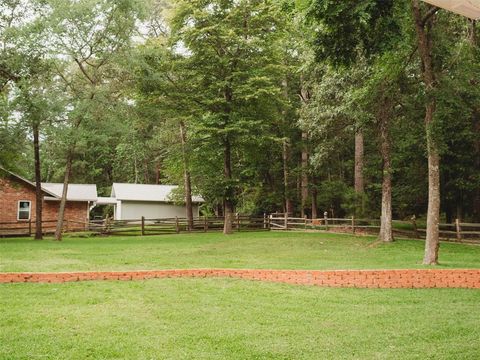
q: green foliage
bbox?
[306,0,400,65]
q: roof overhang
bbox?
[96,197,118,205]
[423,0,480,19]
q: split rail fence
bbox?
[88,215,268,236]
[0,216,268,237]
[0,219,89,237]
[2,214,479,243]
[269,213,480,243]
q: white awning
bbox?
[423,0,480,19]
[96,197,118,205]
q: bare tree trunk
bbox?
[412,0,440,265]
[54,151,72,241]
[33,122,43,240]
[283,139,293,215]
[468,19,477,45]
[134,158,139,183]
[378,102,394,243]
[354,129,364,194]
[223,138,234,234]
[300,76,311,218]
[311,184,318,220]
[469,21,480,221]
[180,121,194,231]
[155,162,161,185]
[301,132,309,218]
[473,118,480,222]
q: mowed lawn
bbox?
[1,279,479,360]
[1,231,480,272]
[1,232,480,359]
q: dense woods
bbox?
[1,1,479,262]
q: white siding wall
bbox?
[119,201,200,220]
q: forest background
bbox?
[1,0,479,261]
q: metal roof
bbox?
[423,0,480,19]
[42,183,98,202]
[96,197,117,205]
[111,183,204,203]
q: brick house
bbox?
[0,168,97,234]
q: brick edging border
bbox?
[1,269,480,289]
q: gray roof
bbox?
[111,183,204,203]
[42,183,98,202]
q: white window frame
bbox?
[17,200,32,221]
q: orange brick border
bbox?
[0,269,479,288]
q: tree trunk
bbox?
[311,184,318,220]
[33,122,43,240]
[155,162,161,185]
[469,21,480,221]
[412,0,441,265]
[54,151,72,241]
[301,132,309,218]
[180,121,194,231]
[283,139,293,215]
[378,101,393,243]
[468,19,477,45]
[473,117,480,222]
[223,138,233,234]
[354,129,364,194]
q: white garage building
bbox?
[98,184,203,221]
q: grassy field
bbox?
[2,232,480,359]
[1,231,480,272]
[1,279,479,360]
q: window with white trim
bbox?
[18,201,31,220]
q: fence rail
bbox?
[268,214,480,243]
[2,214,479,243]
[0,219,88,237]
[88,215,269,236]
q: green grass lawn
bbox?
[1,231,479,272]
[1,279,479,360]
[2,232,480,359]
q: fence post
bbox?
[284,213,288,230]
[455,218,462,242]
[304,215,308,230]
[268,215,271,231]
[324,212,329,231]
[236,213,240,232]
[28,219,32,236]
[411,215,419,239]
[351,216,355,234]
[263,213,267,229]
[204,216,208,232]
[141,216,145,236]
[175,216,180,234]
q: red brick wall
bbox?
[1,269,479,288]
[0,177,37,224]
[0,176,89,231]
[43,202,89,231]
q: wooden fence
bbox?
[0,219,88,237]
[88,215,269,236]
[1,216,268,237]
[269,214,480,243]
[3,214,479,243]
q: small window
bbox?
[18,201,31,220]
